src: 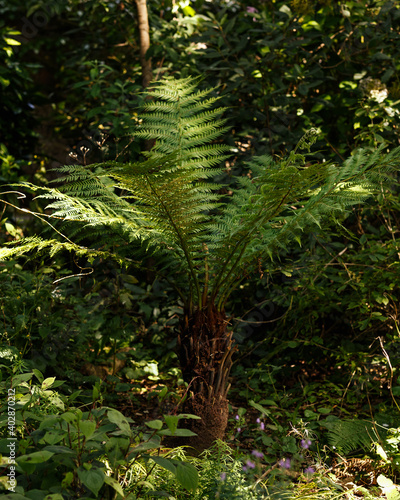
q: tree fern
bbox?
[3,78,398,307]
[2,76,400,451]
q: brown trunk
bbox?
[134,0,152,89]
[134,0,154,151]
[176,305,236,453]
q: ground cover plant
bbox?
[1,0,400,498]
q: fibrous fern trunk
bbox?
[177,305,236,452]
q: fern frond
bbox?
[1,77,231,308]
[0,236,120,263]
[324,419,386,454]
[207,140,400,305]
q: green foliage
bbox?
[376,427,400,477]
[149,1,400,157]
[196,442,261,500]
[0,367,201,498]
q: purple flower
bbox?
[252,450,264,459]
[279,458,291,469]
[256,418,265,430]
[235,414,240,421]
[246,460,256,469]
[301,439,312,449]
[220,472,227,481]
[304,466,315,474]
[237,427,241,433]
[246,6,258,13]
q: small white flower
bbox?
[359,77,388,103]
[370,88,388,103]
[384,106,398,117]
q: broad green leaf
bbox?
[128,438,161,456]
[60,412,78,424]
[176,461,199,491]
[61,471,74,490]
[387,490,400,500]
[259,400,276,406]
[317,408,332,415]
[104,475,124,496]
[182,5,196,16]
[43,429,67,445]
[68,390,82,402]
[39,416,60,430]
[42,445,75,455]
[107,409,131,436]
[4,37,21,46]
[32,369,44,383]
[377,474,393,487]
[378,474,400,499]
[10,372,33,387]
[79,419,96,439]
[77,466,105,496]
[150,455,177,475]
[0,495,31,500]
[41,377,56,390]
[304,410,318,419]
[159,428,197,437]
[105,437,130,466]
[176,413,201,420]
[145,419,163,430]
[249,400,271,416]
[163,415,179,434]
[18,450,54,464]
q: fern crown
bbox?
[1,76,400,311]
